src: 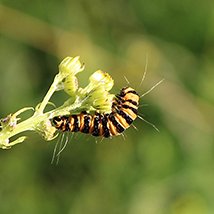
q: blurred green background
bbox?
[0,1,214,213]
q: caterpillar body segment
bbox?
[53,87,139,138]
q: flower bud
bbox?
[59,56,84,78]
[89,70,114,91]
[63,74,78,97]
[78,70,114,113]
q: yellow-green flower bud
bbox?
[89,70,114,91]
[59,56,84,79]
[63,74,78,97]
[78,70,115,113]
[57,56,85,97]
[92,90,115,113]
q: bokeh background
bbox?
[0,1,214,213]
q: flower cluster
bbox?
[77,70,114,113]
[0,56,115,149]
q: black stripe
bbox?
[116,109,133,125]
[124,99,138,106]
[53,116,64,128]
[115,96,138,106]
[115,95,123,101]
[53,116,61,125]
[92,114,101,136]
[121,104,138,115]
[65,116,71,131]
[72,115,79,132]
[108,113,125,133]
[102,114,110,138]
[81,114,91,133]
[120,90,137,97]
[60,116,68,131]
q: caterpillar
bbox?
[52,86,139,138]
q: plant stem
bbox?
[36,74,62,114]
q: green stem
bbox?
[0,115,44,140]
[0,95,86,149]
[36,74,62,114]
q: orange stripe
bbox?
[114,114,129,129]
[108,120,118,136]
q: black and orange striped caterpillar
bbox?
[52,86,139,138]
